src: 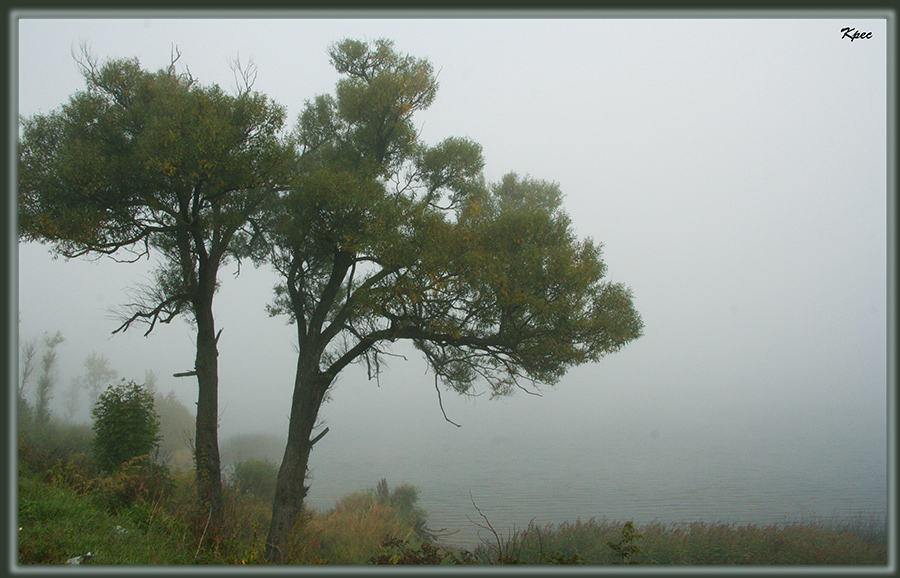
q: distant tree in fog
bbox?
[34,331,64,424]
[18,336,38,404]
[154,389,195,470]
[67,352,118,420]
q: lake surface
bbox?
[303,426,887,549]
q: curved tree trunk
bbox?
[265,357,330,564]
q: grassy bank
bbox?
[16,428,888,565]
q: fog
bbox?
[13,15,888,536]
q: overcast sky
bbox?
[13,15,888,464]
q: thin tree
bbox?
[18,48,293,524]
[18,336,38,404]
[34,331,64,424]
[261,38,644,562]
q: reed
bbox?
[16,429,887,567]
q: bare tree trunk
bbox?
[265,357,330,564]
[193,290,224,529]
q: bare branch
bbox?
[112,283,188,337]
[70,40,100,86]
[229,53,258,95]
[310,426,330,447]
[434,374,461,428]
[467,492,502,560]
[168,44,182,76]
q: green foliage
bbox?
[16,442,888,567]
[260,37,644,561]
[18,418,95,476]
[368,537,476,565]
[372,478,430,539]
[91,380,161,473]
[19,49,297,527]
[267,36,643,402]
[18,459,194,565]
[230,459,278,502]
[607,520,644,564]
[18,53,293,266]
[94,456,175,514]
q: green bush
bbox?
[95,455,174,514]
[230,458,278,502]
[91,380,161,473]
[368,537,476,565]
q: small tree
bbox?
[91,379,161,472]
[18,336,39,426]
[34,331,64,424]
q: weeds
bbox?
[368,537,477,565]
[607,520,643,564]
[17,427,888,566]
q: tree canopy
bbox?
[261,38,643,562]
[18,49,295,524]
[265,39,642,398]
[19,52,292,326]
[18,39,643,564]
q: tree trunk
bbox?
[193,289,224,529]
[265,357,330,564]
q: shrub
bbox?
[95,455,174,514]
[607,520,644,564]
[372,478,430,539]
[91,380,161,473]
[284,480,429,564]
[19,420,95,476]
[368,537,476,565]
[230,458,278,502]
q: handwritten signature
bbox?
[841,27,873,41]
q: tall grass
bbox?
[16,422,888,565]
[283,479,432,564]
[467,517,888,565]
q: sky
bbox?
[12,14,889,485]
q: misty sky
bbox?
[13,15,888,473]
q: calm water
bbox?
[303,429,887,549]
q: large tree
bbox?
[18,51,293,525]
[261,38,644,562]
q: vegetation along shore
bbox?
[17,415,887,566]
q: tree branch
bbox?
[113,291,188,337]
[434,374,461,427]
[310,426,330,447]
[307,249,353,337]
